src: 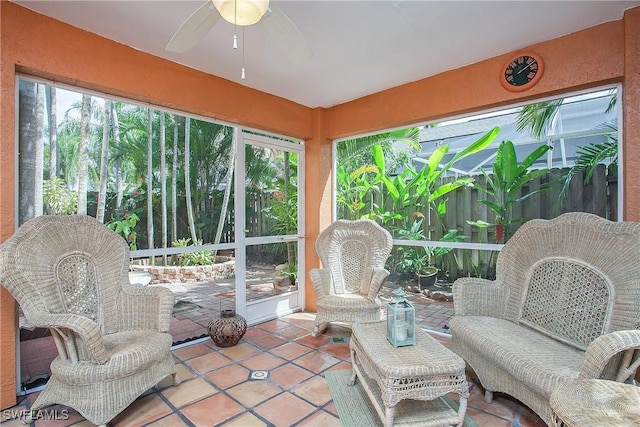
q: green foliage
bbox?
[395,219,467,276]
[372,127,499,235]
[171,238,214,266]
[558,135,617,198]
[43,178,77,215]
[468,140,550,243]
[107,212,140,250]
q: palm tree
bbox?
[146,109,155,254]
[46,86,58,180]
[18,80,43,223]
[96,100,111,222]
[184,118,198,243]
[76,94,92,215]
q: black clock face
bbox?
[503,55,540,87]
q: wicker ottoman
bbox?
[349,321,469,427]
[550,378,640,426]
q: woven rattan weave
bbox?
[0,215,179,426]
[349,321,469,427]
[309,219,393,336]
[449,212,640,425]
[550,379,640,426]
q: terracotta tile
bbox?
[28,405,83,427]
[327,361,352,371]
[292,375,332,406]
[321,342,350,359]
[226,380,282,407]
[173,343,211,360]
[185,351,232,374]
[112,393,172,426]
[243,327,269,340]
[256,319,290,332]
[294,351,340,373]
[250,333,288,350]
[146,413,190,427]
[220,412,268,427]
[269,342,312,360]
[182,393,244,426]
[323,401,338,417]
[218,342,261,361]
[298,409,342,426]
[276,325,309,340]
[465,407,512,426]
[239,352,286,371]
[519,406,548,427]
[254,392,316,426]
[205,364,250,389]
[296,334,330,348]
[269,364,313,389]
[161,377,218,408]
[172,343,213,361]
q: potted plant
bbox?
[396,219,467,290]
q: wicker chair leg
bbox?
[484,390,494,403]
[172,372,181,386]
[312,322,328,337]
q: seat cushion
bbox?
[316,294,379,311]
[51,330,174,384]
[450,316,583,396]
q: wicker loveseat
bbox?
[449,212,640,425]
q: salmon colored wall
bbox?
[325,20,624,140]
[0,2,314,408]
[2,1,640,408]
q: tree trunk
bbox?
[18,81,38,223]
[147,109,155,258]
[214,128,236,251]
[184,118,198,243]
[160,111,167,264]
[46,86,58,180]
[96,100,111,222]
[76,94,91,215]
[112,102,123,213]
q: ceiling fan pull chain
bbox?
[233,34,238,49]
[241,26,246,79]
[233,0,238,49]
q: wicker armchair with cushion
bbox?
[309,219,393,337]
[0,215,179,426]
[449,212,640,425]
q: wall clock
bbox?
[500,52,544,92]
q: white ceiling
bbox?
[12,0,640,108]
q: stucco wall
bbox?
[1,1,639,408]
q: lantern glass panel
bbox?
[386,299,416,347]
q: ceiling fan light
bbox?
[213,0,270,26]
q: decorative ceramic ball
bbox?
[208,309,247,347]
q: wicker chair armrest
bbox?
[28,312,108,364]
[367,267,390,301]
[580,329,640,381]
[309,268,330,298]
[452,277,507,317]
[117,283,175,332]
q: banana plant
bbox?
[468,140,551,243]
[372,127,500,235]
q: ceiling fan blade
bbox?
[166,1,221,53]
[261,7,313,64]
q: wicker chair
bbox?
[0,215,179,426]
[309,219,393,337]
[449,212,640,425]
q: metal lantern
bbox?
[387,288,416,347]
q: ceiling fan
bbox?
[165,0,312,65]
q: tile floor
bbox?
[3,311,547,427]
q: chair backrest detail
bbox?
[57,253,100,322]
[0,215,130,334]
[521,258,611,350]
[496,212,640,348]
[316,219,392,296]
